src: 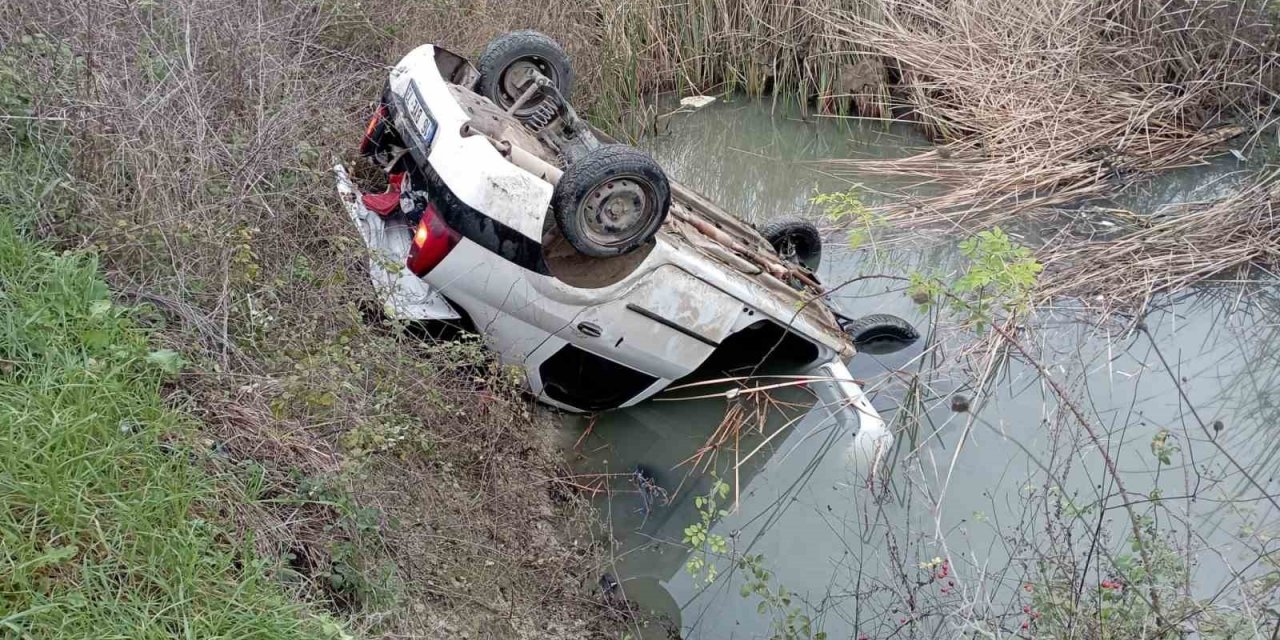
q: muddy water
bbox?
[561,98,1278,639]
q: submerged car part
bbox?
[840,313,920,355]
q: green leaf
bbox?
[146,348,186,374]
[89,298,112,318]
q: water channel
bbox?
[560,97,1279,639]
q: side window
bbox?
[539,345,657,411]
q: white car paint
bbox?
[390,45,552,242]
[338,42,892,457]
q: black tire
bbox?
[476,31,573,118]
[842,313,919,352]
[760,216,822,271]
[552,145,671,258]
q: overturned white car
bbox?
[336,32,916,451]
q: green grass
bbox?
[0,124,344,638]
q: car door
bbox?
[525,265,748,408]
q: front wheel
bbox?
[841,313,919,354]
[552,145,671,258]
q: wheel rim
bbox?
[578,175,657,250]
[498,57,557,113]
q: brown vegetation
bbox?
[820,0,1279,311]
[591,0,891,121]
[1034,169,1280,312]
[828,0,1279,224]
[2,0,630,636]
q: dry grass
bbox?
[594,0,891,122]
[1034,169,1280,312]
[1,0,631,636]
[824,0,1279,227]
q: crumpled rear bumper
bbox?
[335,164,460,321]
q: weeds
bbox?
[680,474,827,639]
[930,227,1044,331]
[814,186,884,249]
[901,226,1044,331]
[829,0,1278,227]
[738,553,827,640]
[2,1,618,636]
[683,477,732,584]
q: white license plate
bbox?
[402,81,437,149]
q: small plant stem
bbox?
[984,317,1168,631]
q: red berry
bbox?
[1023,605,1031,614]
[1021,621,1029,629]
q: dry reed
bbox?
[823,0,1279,227]
[594,0,891,122]
[1034,169,1280,312]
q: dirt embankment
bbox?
[1,1,631,637]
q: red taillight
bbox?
[406,203,460,276]
[359,104,387,155]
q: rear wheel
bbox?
[760,217,822,271]
[476,31,573,118]
[552,145,671,258]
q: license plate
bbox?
[402,81,437,150]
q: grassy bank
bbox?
[0,229,339,638]
[0,125,343,636]
[2,2,621,637]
